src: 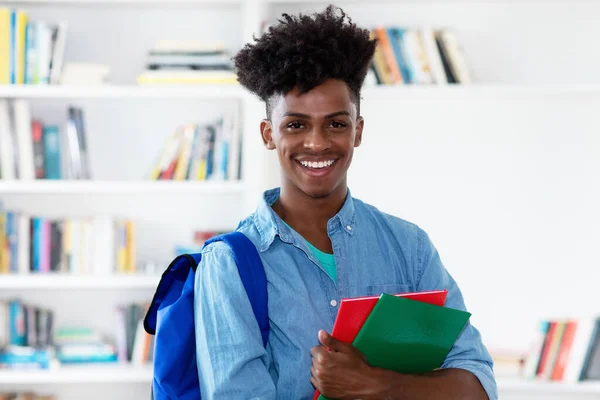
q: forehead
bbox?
[272,79,356,118]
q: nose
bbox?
[303,126,331,152]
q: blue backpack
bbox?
[143,232,269,400]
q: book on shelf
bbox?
[522,317,600,382]
[0,7,67,85]
[0,210,137,275]
[0,100,91,180]
[0,300,152,370]
[137,40,237,85]
[149,110,242,181]
[365,26,471,86]
[0,299,54,360]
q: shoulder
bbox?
[353,197,425,241]
[201,212,263,258]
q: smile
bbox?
[298,160,336,169]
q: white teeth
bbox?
[299,160,335,169]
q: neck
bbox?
[273,180,348,231]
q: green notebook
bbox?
[318,293,471,400]
[354,293,470,373]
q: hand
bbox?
[310,330,375,399]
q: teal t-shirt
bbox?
[282,221,337,282]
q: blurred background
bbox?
[0,0,599,399]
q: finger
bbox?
[318,329,342,352]
[310,345,320,357]
[310,376,319,390]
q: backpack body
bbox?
[143,231,269,400]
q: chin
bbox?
[299,181,339,199]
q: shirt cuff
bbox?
[444,361,498,400]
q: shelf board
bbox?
[0,180,246,195]
[0,274,161,289]
[361,84,600,99]
[498,379,600,393]
[2,84,599,100]
[0,84,247,100]
[0,363,152,384]
[2,0,240,4]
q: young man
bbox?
[194,5,497,400]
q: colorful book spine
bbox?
[41,219,51,273]
[0,8,10,84]
[43,125,62,179]
[31,217,42,272]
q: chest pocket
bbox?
[366,283,412,297]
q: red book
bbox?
[313,289,448,400]
[332,289,448,344]
[551,320,577,381]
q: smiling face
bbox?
[261,79,364,199]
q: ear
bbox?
[260,119,276,150]
[354,116,364,147]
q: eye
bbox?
[329,121,347,129]
[287,121,305,130]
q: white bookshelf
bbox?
[0,274,161,289]
[498,379,600,394]
[0,84,248,99]
[2,83,600,101]
[0,180,247,194]
[0,364,153,384]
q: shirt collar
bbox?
[252,187,356,252]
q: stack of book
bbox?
[136,40,237,85]
[0,100,91,180]
[314,289,473,400]
[0,211,137,275]
[0,8,68,85]
[522,318,600,382]
[366,26,471,86]
[0,299,53,350]
[0,300,152,369]
[149,112,241,181]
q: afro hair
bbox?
[233,5,376,117]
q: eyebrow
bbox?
[283,111,351,119]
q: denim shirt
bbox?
[194,188,497,399]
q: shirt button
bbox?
[346,225,352,231]
[330,300,338,307]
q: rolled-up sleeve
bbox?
[194,242,276,399]
[415,228,498,400]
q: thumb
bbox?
[318,330,343,352]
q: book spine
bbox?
[9,10,16,84]
[551,320,578,381]
[43,125,62,179]
[15,10,27,85]
[0,212,7,273]
[6,211,17,273]
[30,217,41,272]
[17,213,30,274]
[32,120,45,179]
[25,21,36,84]
[41,219,51,273]
[0,9,10,84]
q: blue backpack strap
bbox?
[144,253,203,335]
[205,231,269,347]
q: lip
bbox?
[294,158,337,178]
